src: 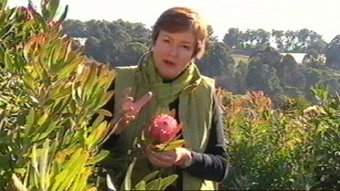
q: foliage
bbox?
[219,87,339,190]
[1,2,178,190]
[63,19,150,66]
[63,20,340,105]
[118,158,177,191]
[325,35,340,70]
[224,28,327,53]
[197,42,234,77]
[245,49,283,102]
[0,1,118,190]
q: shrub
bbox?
[219,87,339,190]
[0,1,177,190]
[0,1,115,190]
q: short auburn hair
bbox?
[151,7,208,59]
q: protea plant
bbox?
[146,113,185,151]
[149,114,181,143]
[0,1,116,190]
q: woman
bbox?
[103,7,229,190]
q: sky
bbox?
[8,0,340,43]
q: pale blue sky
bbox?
[8,0,340,42]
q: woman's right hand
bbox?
[115,87,153,133]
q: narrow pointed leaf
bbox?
[12,174,28,191]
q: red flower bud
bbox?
[149,114,181,143]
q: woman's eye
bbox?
[163,39,170,43]
[182,45,191,50]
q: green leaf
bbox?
[48,44,62,73]
[106,174,116,191]
[4,51,15,72]
[140,170,159,183]
[84,187,97,191]
[14,168,26,175]
[145,178,161,190]
[37,120,59,142]
[12,173,28,191]
[22,73,36,91]
[87,150,109,165]
[159,175,178,190]
[39,140,50,190]
[95,109,112,117]
[85,121,107,148]
[69,167,91,191]
[50,85,72,100]
[91,114,105,129]
[58,5,68,23]
[155,139,186,151]
[133,180,146,190]
[46,0,60,20]
[51,95,71,114]
[31,144,39,176]
[26,109,36,129]
[122,157,137,191]
[57,56,83,80]
[41,0,50,20]
[51,149,88,191]
[96,90,114,109]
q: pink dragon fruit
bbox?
[149,114,181,143]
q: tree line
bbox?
[223,28,328,53]
[62,19,340,105]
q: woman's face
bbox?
[152,30,196,80]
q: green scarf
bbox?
[135,53,200,114]
[113,52,217,190]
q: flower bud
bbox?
[149,114,180,143]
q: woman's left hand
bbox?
[146,146,193,168]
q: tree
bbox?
[303,50,327,69]
[303,68,322,100]
[276,54,305,88]
[272,29,285,51]
[237,29,271,51]
[63,19,152,68]
[325,35,340,70]
[84,36,108,62]
[114,41,148,67]
[280,29,326,53]
[223,28,241,49]
[245,48,283,100]
[62,19,87,37]
[196,41,234,77]
[246,63,282,97]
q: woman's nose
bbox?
[169,45,178,57]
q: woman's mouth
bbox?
[163,60,176,66]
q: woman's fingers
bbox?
[133,92,153,112]
[146,147,176,167]
[120,87,134,112]
[147,147,193,168]
[149,153,173,167]
[120,92,153,117]
[118,89,153,125]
